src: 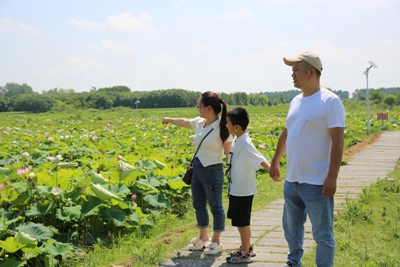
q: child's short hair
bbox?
[227,107,249,130]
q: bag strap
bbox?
[190,128,214,165]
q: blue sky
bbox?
[0,0,399,96]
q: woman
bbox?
[161,91,232,254]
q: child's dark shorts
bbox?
[227,195,254,227]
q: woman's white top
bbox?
[189,116,232,167]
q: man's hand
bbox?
[322,177,337,198]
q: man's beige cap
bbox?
[283,51,323,72]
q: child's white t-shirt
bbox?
[228,131,265,196]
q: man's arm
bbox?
[323,127,344,198]
[269,128,288,179]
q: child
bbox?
[225,107,278,264]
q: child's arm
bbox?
[261,160,279,181]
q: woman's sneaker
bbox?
[188,237,208,251]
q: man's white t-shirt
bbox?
[228,131,266,196]
[285,88,346,185]
[189,116,233,167]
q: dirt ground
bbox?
[343,133,381,159]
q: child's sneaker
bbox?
[229,245,256,257]
[226,251,253,264]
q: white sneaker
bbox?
[188,237,208,251]
[204,242,222,255]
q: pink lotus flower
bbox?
[17,167,31,176]
[48,136,54,142]
[131,194,137,201]
[258,144,266,149]
[21,152,30,158]
[0,184,3,191]
[47,156,56,162]
[51,187,61,195]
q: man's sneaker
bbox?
[226,251,253,264]
[229,245,256,257]
[284,261,302,267]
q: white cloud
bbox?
[52,55,106,75]
[67,13,158,32]
[175,1,185,7]
[354,0,399,8]
[193,44,213,52]
[0,18,40,34]
[308,40,346,61]
[106,13,159,32]
[91,40,136,54]
[218,8,252,20]
[305,27,317,33]
[67,19,105,30]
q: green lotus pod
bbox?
[89,182,123,201]
[153,159,167,170]
[92,173,109,184]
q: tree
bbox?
[370,90,385,104]
[384,95,397,108]
[356,91,366,101]
[98,85,130,93]
[0,96,7,112]
[0,83,35,97]
[9,94,54,113]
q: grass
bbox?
[302,160,400,267]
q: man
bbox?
[269,51,345,267]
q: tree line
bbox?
[0,82,399,113]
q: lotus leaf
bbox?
[92,172,109,184]
[0,236,26,253]
[44,240,74,259]
[81,196,104,216]
[26,200,54,217]
[143,193,170,209]
[16,222,55,242]
[56,205,82,222]
[100,207,127,227]
[0,258,26,267]
[89,182,123,201]
[153,159,167,170]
